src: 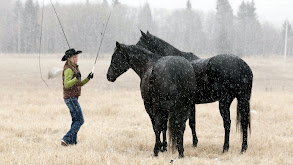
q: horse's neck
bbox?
[193,55,200,60]
[128,52,156,79]
[160,44,176,53]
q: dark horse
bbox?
[137,31,253,153]
[107,42,196,157]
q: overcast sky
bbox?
[26,0,293,27]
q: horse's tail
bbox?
[168,107,180,152]
[236,59,253,135]
[236,97,251,134]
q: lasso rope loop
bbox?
[38,0,50,88]
[38,0,115,87]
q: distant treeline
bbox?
[0,0,292,56]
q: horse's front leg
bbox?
[143,101,163,155]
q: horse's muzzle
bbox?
[107,67,116,82]
[107,74,116,82]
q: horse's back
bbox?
[208,54,253,98]
[190,54,253,103]
[209,54,253,84]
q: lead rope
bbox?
[91,0,115,73]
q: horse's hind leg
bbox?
[153,110,164,156]
[161,113,168,152]
[189,105,198,147]
[219,95,234,153]
[177,122,187,158]
[177,108,189,158]
[238,96,251,153]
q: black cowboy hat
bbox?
[61,48,82,61]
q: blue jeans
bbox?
[62,97,84,144]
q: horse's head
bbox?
[107,42,131,82]
[137,30,164,54]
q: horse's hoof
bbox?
[222,148,229,153]
[240,145,247,154]
[222,144,229,153]
[161,148,167,152]
[161,142,167,152]
[193,139,198,147]
[178,153,184,158]
[154,149,159,157]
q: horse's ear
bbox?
[116,41,121,50]
[146,31,150,35]
[140,30,147,38]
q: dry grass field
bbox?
[0,54,292,165]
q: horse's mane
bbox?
[146,32,181,52]
[148,32,200,60]
[128,45,163,60]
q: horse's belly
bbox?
[194,83,222,104]
[158,100,175,110]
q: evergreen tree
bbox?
[0,1,13,52]
[137,2,153,32]
[246,0,262,55]
[282,21,293,38]
[215,0,234,54]
[0,0,289,56]
[114,0,120,6]
[187,0,192,10]
[184,0,205,53]
[13,0,23,53]
[281,21,293,56]
[164,1,204,54]
[236,0,261,56]
[103,0,108,6]
[22,0,39,53]
[204,12,217,54]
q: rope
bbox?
[49,0,71,49]
[38,0,50,88]
[39,0,114,87]
[91,0,115,73]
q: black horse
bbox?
[107,42,196,157]
[137,31,253,153]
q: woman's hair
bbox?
[65,56,80,72]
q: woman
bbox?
[61,48,94,146]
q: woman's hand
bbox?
[87,72,94,80]
[76,72,81,80]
